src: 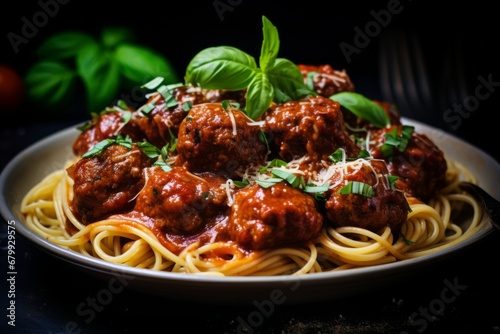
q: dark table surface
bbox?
[1,120,500,334]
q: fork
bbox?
[458,181,500,230]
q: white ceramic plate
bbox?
[1,118,498,304]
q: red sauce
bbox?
[67,68,447,254]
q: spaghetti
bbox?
[20,138,486,276]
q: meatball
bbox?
[227,182,323,250]
[204,89,247,107]
[72,110,144,157]
[368,125,448,201]
[176,103,268,178]
[324,159,408,232]
[263,95,360,162]
[70,144,153,224]
[134,167,228,235]
[298,64,355,97]
[136,86,207,149]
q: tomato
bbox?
[0,65,24,113]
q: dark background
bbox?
[1,1,500,333]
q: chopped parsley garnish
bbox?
[329,148,371,163]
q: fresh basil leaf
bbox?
[305,71,318,91]
[267,58,310,103]
[398,125,414,152]
[25,61,76,108]
[182,101,192,111]
[259,158,288,173]
[36,31,96,60]
[115,135,133,149]
[259,16,279,71]
[256,177,283,189]
[357,149,371,159]
[136,141,161,158]
[114,44,179,84]
[117,99,129,110]
[388,175,399,189]
[303,184,329,193]
[233,179,249,188]
[271,168,300,188]
[153,160,172,172]
[221,100,240,110]
[142,77,165,90]
[330,92,390,128]
[245,72,274,120]
[337,181,374,197]
[82,138,116,158]
[76,45,120,112]
[328,148,345,163]
[141,101,156,115]
[381,125,414,157]
[185,46,257,89]
[101,26,134,49]
[183,16,311,120]
[121,110,132,125]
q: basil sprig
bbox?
[25,27,179,114]
[185,16,311,120]
[330,92,390,128]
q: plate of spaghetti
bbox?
[1,16,499,304]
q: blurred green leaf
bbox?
[26,26,178,116]
[114,44,179,84]
[77,46,120,112]
[36,31,96,60]
[101,26,135,49]
[25,61,76,108]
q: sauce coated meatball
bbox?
[204,89,247,106]
[176,103,268,178]
[134,167,228,235]
[368,125,448,201]
[70,144,153,224]
[227,182,323,250]
[136,87,207,149]
[298,64,355,97]
[263,95,360,162]
[324,159,408,232]
[72,110,144,157]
